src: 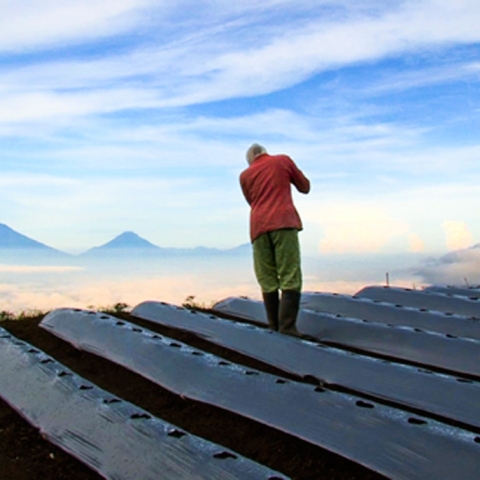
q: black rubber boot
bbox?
[262,290,279,331]
[279,290,302,337]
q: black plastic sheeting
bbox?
[212,297,480,378]
[300,292,480,341]
[40,309,480,480]
[132,300,480,431]
[425,285,480,299]
[0,327,285,480]
[356,286,480,317]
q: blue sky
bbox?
[1,0,480,256]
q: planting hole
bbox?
[79,385,93,390]
[474,437,480,444]
[40,359,53,364]
[28,348,39,354]
[418,368,432,374]
[168,429,186,438]
[116,321,125,326]
[213,451,237,460]
[58,371,72,377]
[100,316,109,320]
[132,328,142,333]
[276,379,287,384]
[314,386,326,393]
[169,342,182,348]
[456,378,473,384]
[104,398,121,404]
[131,413,151,420]
[191,351,204,356]
[408,417,427,425]
[356,400,374,409]
[245,371,259,376]
[218,361,230,366]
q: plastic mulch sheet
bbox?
[300,292,480,341]
[40,309,480,480]
[356,286,480,317]
[132,300,480,431]
[212,297,480,378]
[425,285,480,299]
[0,327,287,480]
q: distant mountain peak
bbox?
[0,223,56,251]
[88,231,160,251]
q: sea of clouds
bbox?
[0,252,436,313]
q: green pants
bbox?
[253,229,302,293]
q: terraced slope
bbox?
[2,285,479,479]
[0,313,385,480]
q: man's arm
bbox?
[239,172,252,205]
[288,159,310,194]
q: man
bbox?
[240,143,310,336]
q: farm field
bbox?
[0,311,385,480]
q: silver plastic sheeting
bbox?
[132,300,480,430]
[212,297,480,378]
[356,286,480,317]
[300,292,480,341]
[0,327,287,480]
[424,285,480,299]
[40,309,480,480]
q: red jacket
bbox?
[240,153,310,242]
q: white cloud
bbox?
[0,258,259,313]
[0,265,83,273]
[317,204,409,253]
[0,0,153,51]
[408,233,425,253]
[298,180,480,256]
[442,221,474,251]
[2,1,480,118]
[415,245,480,286]
[1,1,480,255]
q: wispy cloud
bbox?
[415,246,480,286]
[2,1,480,119]
[1,0,480,258]
[0,0,151,51]
[0,265,83,273]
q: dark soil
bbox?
[0,313,387,480]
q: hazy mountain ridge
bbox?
[0,224,250,259]
[0,223,70,259]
